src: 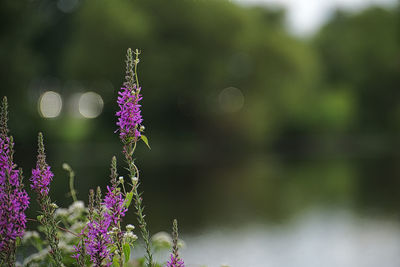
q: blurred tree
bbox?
[62,0,319,148]
[314,6,400,212]
[314,7,399,132]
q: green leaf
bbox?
[123,243,131,263]
[112,257,120,267]
[125,192,133,208]
[110,246,118,253]
[140,135,151,149]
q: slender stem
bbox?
[123,142,153,267]
[133,163,140,181]
[69,171,77,203]
[35,133,63,266]
[63,163,78,202]
[38,195,64,266]
[172,219,179,259]
[121,181,127,195]
[119,48,153,266]
[134,49,140,89]
[110,157,124,266]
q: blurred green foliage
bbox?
[0,0,398,230]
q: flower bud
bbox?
[62,163,71,171]
[37,215,44,222]
[126,224,135,231]
[131,176,138,184]
[119,176,124,183]
[124,231,138,242]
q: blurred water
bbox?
[178,210,400,267]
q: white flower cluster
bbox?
[123,224,138,243]
[151,231,173,249]
[123,231,138,242]
[55,200,87,222]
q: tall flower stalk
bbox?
[116,48,154,267]
[103,156,127,266]
[0,97,30,266]
[84,188,112,267]
[166,219,185,267]
[30,132,63,266]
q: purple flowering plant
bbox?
[0,49,186,267]
[166,220,185,267]
[0,97,29,266]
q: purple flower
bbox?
[116,86,143,140]
[166,254,185,267]
[85,217,112,266]
[82,188,113,267]
[71,226,87,266]
[0,137,18,187]
[30,133,54,196]
[103,185,127,226]
[0,136,29,252]
[30,165,54,196]
[72,244,82,260]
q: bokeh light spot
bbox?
[38,91,63,118]
[218,87,245,113]
[78,92,104,119]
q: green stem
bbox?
[123,143,154,267]
[134,49,140,90]
[39,195,63,266]
[69,173,77,203]
[63,163,78,202]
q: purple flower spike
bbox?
[0,96,30,255]
[116,86,143,140]
[116,48,144,142]
[166,254,185,267]
[0,147,30,251]
[86,220,112,266]
[30,165,54,196]
[83,188,112,267]
[166,219,185,267]
[30,133,54,196]
[0,137,30,249]
[72,244,81,260]
[103,185,127,226]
